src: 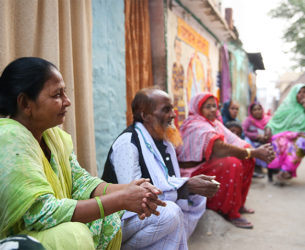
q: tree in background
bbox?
[269,0,305,68]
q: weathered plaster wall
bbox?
[92,0,126,175]
[166,7,221,124]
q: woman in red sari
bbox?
[176,93,275,229]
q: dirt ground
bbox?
[188,159,305,250]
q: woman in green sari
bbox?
[265,83,305,183]
[0,57,165,250]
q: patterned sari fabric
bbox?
[267,83,305,177]
[268,131,305,177]
[177,92,254,219]
[0,119,121,250]
[191,157,254,219]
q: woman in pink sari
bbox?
[242,102,271,178]
[177,93,275,229]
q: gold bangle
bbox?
[245,148,251,159]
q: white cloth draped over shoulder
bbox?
[110,122,206,249]
[118,122,206,221]
[135,122,187,200]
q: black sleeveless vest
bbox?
[102,125,152,184]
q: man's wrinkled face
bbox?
[145,91,181,146]
[149,92,176,137]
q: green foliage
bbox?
[269,0,305,68]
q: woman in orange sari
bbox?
[177,92,275,229]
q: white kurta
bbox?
[110,122,206,250]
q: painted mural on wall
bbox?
[171,38,186,126]
[169,17,214,127]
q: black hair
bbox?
[225,120,242,130]
[0,57,56,116]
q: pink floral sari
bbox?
[267,83,305,177]
[268,131,305,177]
[177,92,254,219]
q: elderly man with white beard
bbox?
[102,88,219,250]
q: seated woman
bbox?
[177,92,275,229]
[242,102,271,178]
[0,57,165,250]
[221,99,240,125]
[265,83,305,184]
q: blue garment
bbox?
[221,101,236,125]
[222,101,244,138]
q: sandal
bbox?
[277,171,292,180]
[239,206,255,214]
[230,217,253,229]
[274,171,292,186]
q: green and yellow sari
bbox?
[0,118,121,249]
